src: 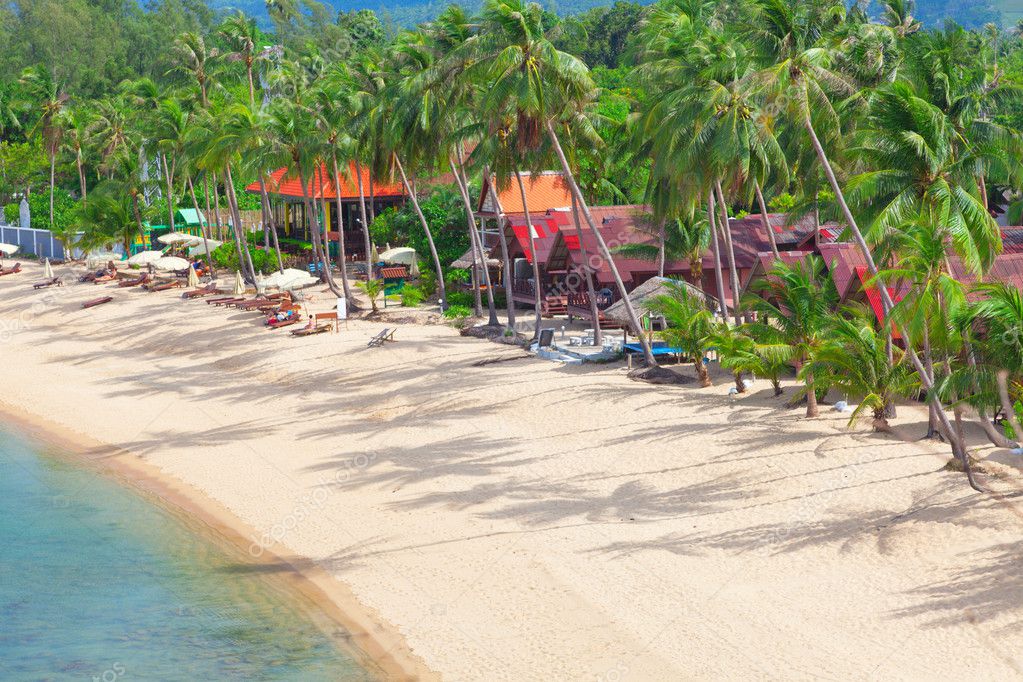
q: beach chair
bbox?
[367,328,396,347]
[212,297,246,307]
[118,274,150,288]
[33,277,62,289]
[267,313,303,329]
[182,284,218,299]
[82,296,113,309]
[291,322,332,337]
[146,280,181,292]
[0,263,22,276]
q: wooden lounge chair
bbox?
[146,280,181,292]
[205,296,236,305]
[0,263,22,276]
[182,283,218,299]
[118,274,151,288]
[211,297,246,307]
[291,323,332,337]
[82,296,113,309]
[367,328,396,347]
[33,277,63,289]
[267,313,302,329]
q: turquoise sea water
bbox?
[0,428,377,681]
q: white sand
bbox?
[3,261,1023,680]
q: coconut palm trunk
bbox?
[223,163,256,283]
[48,149,55,228]
[257,177,284,273]
[451,157,499,326]
[546,120,656,367]
[515,170,545,339]
[211,172,224,241]
[571,191,602,345]
[298,170,343,297]
[354,159,374,281]
[715,181,742,325]
[393,154,447,310]
[657,219,666,277]
[707,191,729,320]
[802,113,980,491]
[330,154,355,301]
[187,176,216,280]
[754,180,780,259]
[76,152,87,203]
[162,153,176,232]
[486,169,517,328]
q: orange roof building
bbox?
[477,171,573,217]
[248,162,406,260]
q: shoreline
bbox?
[5,260,1023,679]
[0,400,438,682]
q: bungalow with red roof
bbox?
[247,162,406,261]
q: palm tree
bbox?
[151,98,190,232]
[806,308,919,432]
[219,12,263,106]
[745,256,838,417]
[646,280,715,386]
[19,66,68,229]
[171,32,216,108]
[613,214,709,286]
[76,180,155,254]
[463,0,657,365]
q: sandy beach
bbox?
[3,260,1023,680]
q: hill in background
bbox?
[209,0,1017,29]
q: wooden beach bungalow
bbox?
[247,163,406,261]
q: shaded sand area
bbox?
[3,261,1023,680]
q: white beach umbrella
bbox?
[153,256,191,272]
[0,243,19,256]
[43,258,53,279]
[187,266,200,288]
[86,251,122,268]
[263,268,316,290]
[157,232,200,246]
[233,270,245,295]
[187,239,222,258]
[127,250,164,266]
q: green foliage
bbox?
[3,203,17,223]
[358,278,385,313]
[442,304,472,320]
[400,287,425,307]
[445,290,474,308]
[369,188,469,273]
[23,188,77,231]
[210,242,279,273]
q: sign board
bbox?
[538,328,555,348]
[337,297,348,320]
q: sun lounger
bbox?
[211,297,246,307]
[146,280,181,292]
[0,263,22,276]
[82,296,113,309]
[291,323,332,337]
[118,274,151,288]
[267,313,302,329]
[182,284,218,299]
[367,328,396,347]
[205,296,236,305]
[33,277,63,289]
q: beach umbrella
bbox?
[0,243,19,256]
[187,239,222,258]
[157,232,200,246]
[153,256,190,271]
[127,250,164,266]
[233,270,245,295]
[264,268,317,290]
[43,258,52,279]
[187,266,199,288]
[86,251,122,268]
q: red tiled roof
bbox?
[855,266,904,340]
[248,163,405,200]
[479,172,573,215]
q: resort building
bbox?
[248,163,406,260]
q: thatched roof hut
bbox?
[450,245,501,269]
[604,277,718,331]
